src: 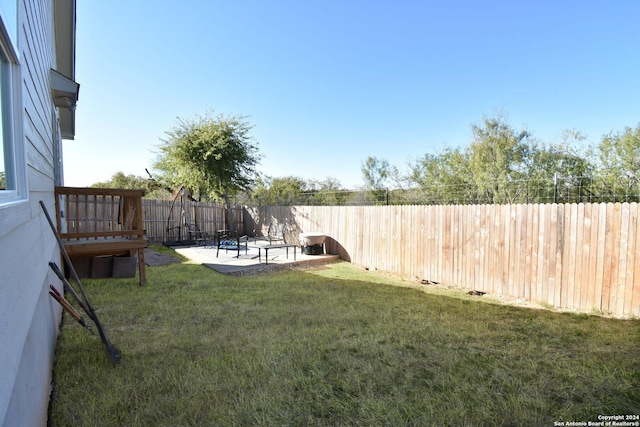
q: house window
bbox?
[1,54,10,191]
[0,8,25,204]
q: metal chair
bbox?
[216,230,249,257]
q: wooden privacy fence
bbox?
[142,199,244,243]
[245,203,640,317]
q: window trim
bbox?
[0,11,26,206]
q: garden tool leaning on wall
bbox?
[40,200,122,364]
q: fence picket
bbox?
[565,204,578,308]
[550,204,562,307]
[574,204,586,308]
[609,203,622,313]
[631,203,640,316]
[545,204,556,305]
[623,203,638,316]
[617,203,630,315]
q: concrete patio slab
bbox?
[172,241,339,275]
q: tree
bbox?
[409,148,474,204]
[154,112,260,231]
[250,177,271,206]
[593,124,640,202]
[361,156,390,204]
[406,114,594,204]
[251,176,347,206]
[308,177,346,205]
[91,171,170,198]
[527,130,594,203]
[468,114,533,203]
[251,176,308,206]
[0,171,5,190]
[531,130,591,178]
[405,114,535,204]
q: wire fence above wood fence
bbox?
[246,175,640,206]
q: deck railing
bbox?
[54,186,147,284]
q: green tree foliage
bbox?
[528,130,594,202]
[409,148,475,204]
[405,114,597,204]
[154,112,260,229]
[0,171,5,190]
[528,130,591,180]
[91,171,170,198]
[407,114,535,204]
[251,176,308,206]
[468,114,533,203]
[91,171,146,189]
[361,156,391,204]
[597,124,640,174]
[593,124,640,201]
[154,112,259,200]
[251,176,348,206]
[307,177,347,205]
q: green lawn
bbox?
[48,253,640,426]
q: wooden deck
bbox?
[55,186,148,285]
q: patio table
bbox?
[254,244,297,264]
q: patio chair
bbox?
[254,223,286,244]
[216,229,249,258]
[187,224,210,245]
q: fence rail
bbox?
[245,203,640,317]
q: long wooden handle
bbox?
[49,290,81,321]
[49,261,92,320]
[49,285,95,334]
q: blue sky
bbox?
[63,0,640,189]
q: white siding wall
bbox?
[0,1,64,425]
